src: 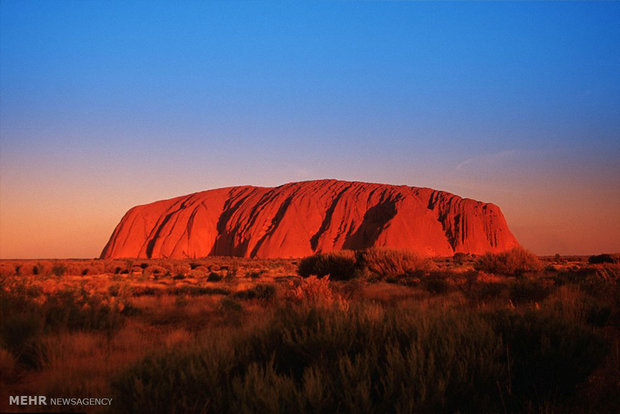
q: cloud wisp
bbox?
[456,150,520,171]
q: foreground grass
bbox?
[0,254,618,413]
[112,304,607,414]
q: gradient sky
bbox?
[1,1,619,258]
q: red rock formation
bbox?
[100,179,520,259]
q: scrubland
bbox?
[1,249,618,413]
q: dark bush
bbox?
[245,271,264,279]
[453,252,469,265]
[298,249,432,281]
[553,267,611,297]
[217,297,244,325]
[233,283,276,301]
[554,267,598,285]
[584,300,612,327]
[207,272,223,282]
[218,297,243,313]
[486,309,607,408]
[51,264,67,276]
[421,275,450,294]
[588,254,617,264]
[466,282,507,304]
[508,279,551,305]
[297,251,357,281]
[0,313,45,368]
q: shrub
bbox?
[508,278,551,305]
[356,248,432,277]
[217,297,244,325]
[148,265,167,276]
[112,306,506,414]
[594,263,620,282]
[548,292,613,328]
[554,267,598,285]
[218,297,243,313]
[465,281,507,304]
[584,301,612,327]
[486,309,607,408]
[337,278,365,301]
[42,289,125,332]
[131,286,160,296]
[474,248,541,276]
[233,284,276,301]
[298,248,432,281]
[113,301,610,414]
[51,264,67,276]
[225,262,239,279]
[588,254,617,264]
[421,274,450,294]
[453,252,469,265]
[175,295,189,308]
[0,313,45,368]
[553,267,612,297]
[297,250,356,281]
[0,346,17,381]
[172,286,231,296]
[287,276,345,309]
[246,271,264,279]
[1,279,126,335]
[207,272,224,282]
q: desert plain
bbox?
[1,250,618,413]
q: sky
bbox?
[1,1,619,258]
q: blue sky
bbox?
[1,1,619,257]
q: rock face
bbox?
[101,179,520,259]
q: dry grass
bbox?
[0,254,618,413]
[356,248,434,276]
[474,247,542,276]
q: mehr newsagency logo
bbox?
[9,395,112,407]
